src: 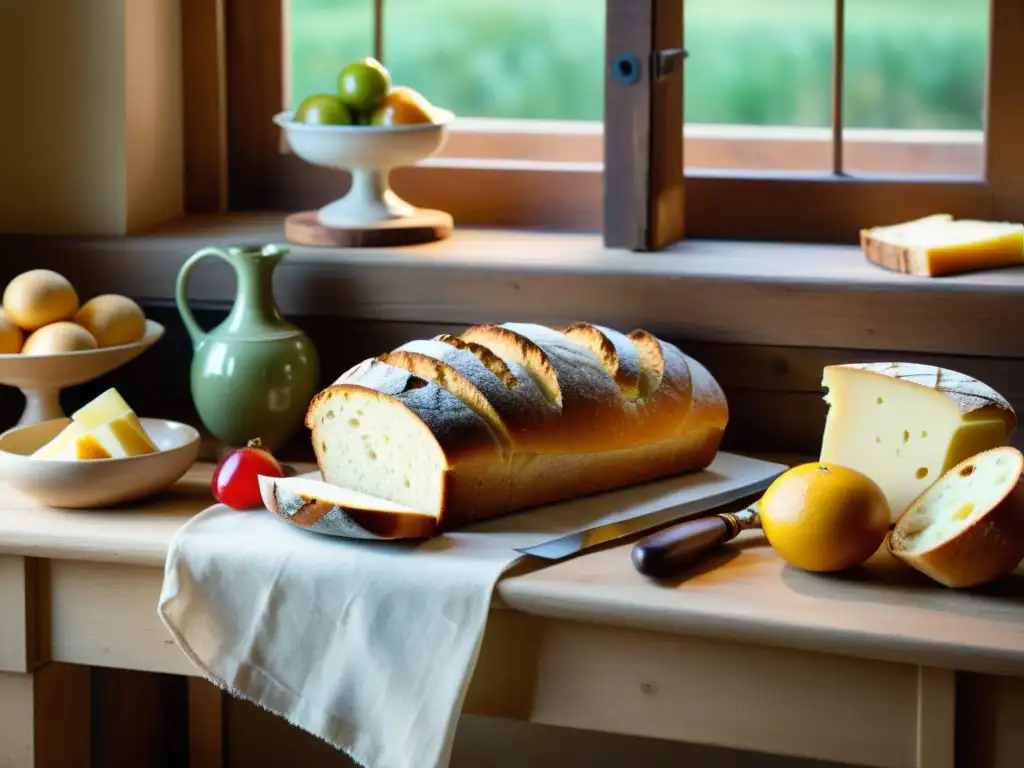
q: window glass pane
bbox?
[684,0,834,172]
[288,0,375,111]
[842,0,987,178]
[381,0,603,121]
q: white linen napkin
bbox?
[157,453,784,768]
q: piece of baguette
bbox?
[303,322,728,532]
[259,475,437,540]
[888,446,1024,588]
[860,214,1024,277]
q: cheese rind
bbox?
[71,433,112,460]
[819,363,1015,522]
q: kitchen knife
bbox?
[516,481,771,560]
[631,504,762,577]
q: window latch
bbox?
[653,48,687,81]
[610,48,687,86]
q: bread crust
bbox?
[440,428,723,530]
[386,337,557,447]
[860,230,929,276]
[304,323,729,532]
[888,447,1024,588]
[310,359,502,465]
[563,322,642,401]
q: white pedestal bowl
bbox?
[0,319,165,427]
[273,109,454,228]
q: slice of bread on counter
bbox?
[860,214,1024,277]
[304,322,729,532]
[888,446,1024,588]
[259,475,438,540]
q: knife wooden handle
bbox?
[631,507,761,577]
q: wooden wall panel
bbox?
[182,0,228,214]
[17,302,1019,464]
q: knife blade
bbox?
[515,476,775,560]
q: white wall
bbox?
[0,0,182,235]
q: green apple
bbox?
[337,57,391,112]
[295,94,352,125]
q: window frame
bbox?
[182,0,1024,248]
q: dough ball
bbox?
[3,270,79,331]
[0,311,24,354]
[22,322,98,355]
[74,294,146,347]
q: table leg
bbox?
[915,666,955,768]
[0,663,91,768]
[188,677,225,768]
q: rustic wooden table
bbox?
[1,461,1022,768]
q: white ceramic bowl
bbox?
[273,109,454,227]
[0,319,165,427]
[0,417,201,508]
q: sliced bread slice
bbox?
[860,214,1024,277]
[887,446,1024,588]
[259,475,438,540]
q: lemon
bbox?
[0,311,23,353]
[3,269,79,331]
[74,294,146,347]
[760,462,891,572]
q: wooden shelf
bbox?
[5,212,1024,358]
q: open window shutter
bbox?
[603,0,684,251]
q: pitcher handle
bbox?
[176,246,233,350]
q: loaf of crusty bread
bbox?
[301,322,728,532]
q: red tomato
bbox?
[211,438,284,510]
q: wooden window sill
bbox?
[5,212,1023,357]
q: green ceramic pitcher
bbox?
[175,243,320,452]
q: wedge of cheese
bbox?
[33,388,157,460]
[819,363,1016,522]
[33,421,89,459]
[72,388,147,434]
[860,214,1024,277]
[33,422,116,460]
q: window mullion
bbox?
[373,0,384,63]
[831,0,845,176]
[986,0,1024,220]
